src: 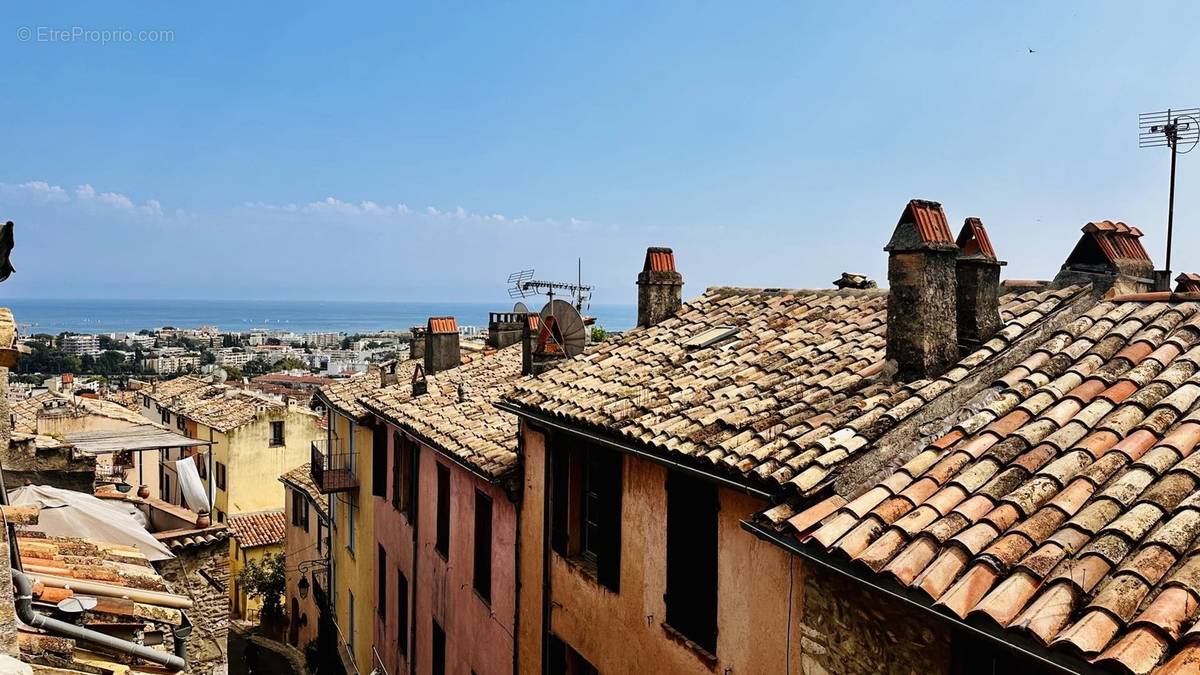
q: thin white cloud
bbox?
[5,179,598,231]
[13,181,69,202]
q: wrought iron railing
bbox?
[310,439,358,493]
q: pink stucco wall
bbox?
[374,421,517,675]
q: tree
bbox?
[97,335,119,351]
[271,357,308,373]
[201,351,217,365]
[243,357,271,376]
[221,364,244,381]
[237,552,286,623]
[590,325,609,343]
[340,336,352,350]
[222,334,236,348]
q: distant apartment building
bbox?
[215,348,254,367]
[246,330,270,346]
[61,333,101,356]
[143,352,201,374]
[304,331,343,349]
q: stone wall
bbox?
[156,542,230,675]
[0,367,17,658]
[797,565,951,675]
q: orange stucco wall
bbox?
[517,421,804,674]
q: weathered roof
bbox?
[12,391,151,435]
[781,298,1200,675]
[362,346,523,479]
[506,284,1085,493]
[65,426,209,455]
[316,372,385,421]
[154,524,231,553]
[280,462,329,519]
[227,510,286,549]
[151,376,289,432]
[15,531,191,673]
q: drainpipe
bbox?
[13,571,187,671]
[408,435,420,675]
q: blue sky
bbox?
[2,2,1199,304]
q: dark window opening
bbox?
[435,464,450,558]
[665,471,719,655]
[391,431,402,510]
[432,619,446,675]
[270,420,285,446]
[397,569,408,656]
[402,436,418,519]
[377,545,387,617]
[473,489,493,602]
[549,437,622,592]
[216,462,226,490]
[372,425,387,497]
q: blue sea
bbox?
[4,298,637,336]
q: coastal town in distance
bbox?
[6,4,1200,675]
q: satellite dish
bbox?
[214,368,229,384]
[513,301,530,314]
[539,299,587,358]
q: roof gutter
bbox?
[13,570,187,671]
[496,401,776,502]
[738,519,1107,675]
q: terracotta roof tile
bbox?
[508,285,1083,493]
[956,217,998,261]
[227,509,286,548]
[779,298,1200,673]
[361,345,522,479]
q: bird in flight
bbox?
[1028,48,1036,53]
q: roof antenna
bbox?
[1140,107,1200,288]
[506,266,593,312]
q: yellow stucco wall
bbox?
[230,539,282,621]
[328,410,376,673]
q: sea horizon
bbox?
[4,297,638,336]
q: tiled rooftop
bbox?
[781,297,1200,674]
[12,391,151,435]
[507,283,1084,493]
[362,345,523,479]
[227,510,286,549]
[150,375,292,432]
[317,372,387,421]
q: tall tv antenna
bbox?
[507,260,593,311]
[1139,108,1199,278]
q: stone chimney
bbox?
[487,312,526,349]
[1052,221,1154,296]
[885,200,959,381]
[379,360,399,387]
[408,326,426,362]
[521,314,539,376]
[423,317,461,376]
[637,247,683,328]
[955,218,1006,351]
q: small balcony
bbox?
[311,439,358,493]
